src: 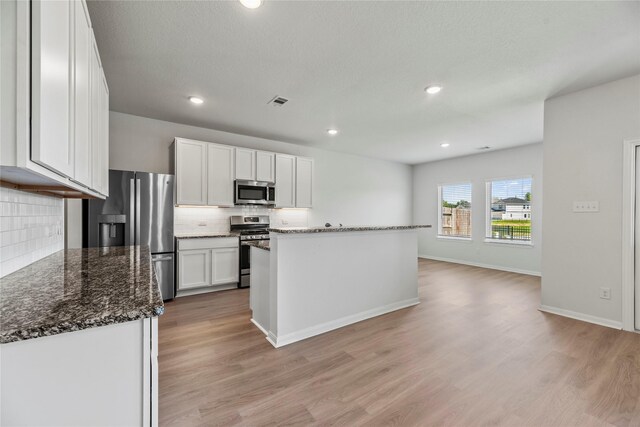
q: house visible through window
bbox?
[439,183,472,238]
[487,177,532,241]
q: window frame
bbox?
[437,182,473,241]
[484,175,533,246]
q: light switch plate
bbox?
[573,201,599,213]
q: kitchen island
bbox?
[250,225,431,347]
[0,246,163,426]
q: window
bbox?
[438,183,472,238]
[487,177,532,242]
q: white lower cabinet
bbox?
[177,238,239,295]
[211,247,240,285]
[1,318,158,427]
[178,249,211,290]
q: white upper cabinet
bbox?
[100,65,109,196]
[256,151,275,183]
[235,148,256,181]
[31,0,74,178]
[207,143,235,207]
[175,139,207,205]
[295,157,314,208]
[73,1,91,186]
[174,139,313,209]
[9,0,109,197]
[275,154,296,208]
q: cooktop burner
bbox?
[230,215,270,241]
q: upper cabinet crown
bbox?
[235,148,275,183]
[1,0,110,199]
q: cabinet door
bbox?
[176,139,207,205]
[256,151,275,183]
[90,36,102,194]
[100,68,109,196]
[235,148,256,181]
[275,154,296,208]
[211,247,239,285]
[295,157,313,208]
[207,143,235,207]
[178,249,211,290]
[31,0,74,178]
[73,1,91,187]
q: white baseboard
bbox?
[268,298,420,348]
[250,318,268,336]
[419,255,541,277]
[539,305,622,330]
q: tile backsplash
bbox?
[0,187,64,278]
[174,206,308,235]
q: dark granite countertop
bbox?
[268,225,432,234]
[0,246,164,344]
[175,232,239,239]
[242,241,270,251]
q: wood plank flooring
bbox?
[159,259,640,426]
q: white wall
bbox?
[108,112,413,228]
[413,143,543,275]
[542,74,640,326]
[0,187,64,277]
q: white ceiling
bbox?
[87,1,640,165]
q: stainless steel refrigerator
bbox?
[84,170,175,300]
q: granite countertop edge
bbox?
[268,225,433,234]
[0,305,164,344]
[175,233,239,239]
[0,246,164,345]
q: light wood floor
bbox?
[159,259,640,426]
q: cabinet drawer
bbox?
[177,237,238,251]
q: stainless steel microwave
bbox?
[235,180,275,206]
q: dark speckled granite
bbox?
[268,225,432,234]
[175,233,239,239]
[0,246,164,344]
[242,241,270,251]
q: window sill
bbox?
[484,238,533,247]
[437,235,472,242]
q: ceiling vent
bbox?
[268,96,289,107]
[478,146,491,150]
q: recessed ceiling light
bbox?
[189,96,204,105]
[440,142,450,148]
[425,85,442,95]
[327,129,339,136]
[239,0,263,9]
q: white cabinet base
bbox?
[0,318,158,426]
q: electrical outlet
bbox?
[198,222,207,227]
[281,219,289,225]
[599,287,611,300]
[573,201,599,213]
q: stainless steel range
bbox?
[230,215,270,288]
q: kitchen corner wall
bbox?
[107,112,413,229]
[542,73,640,326]
[413,143,543,275]
[0,187,64,277]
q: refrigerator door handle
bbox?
[129,178,135,245]
[136,178,141,246]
